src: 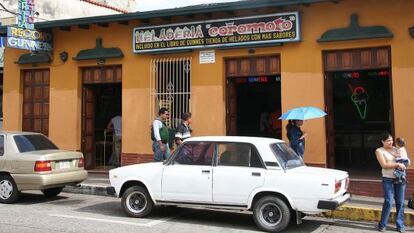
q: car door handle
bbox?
[202,170,210,174]
[252,172,261,177]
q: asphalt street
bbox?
[0,191,411,233]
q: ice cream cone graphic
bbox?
[351,86,368,119]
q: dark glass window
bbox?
[217,143,264,168]
[0,135,4,156]
[173,142,214,166]
[270,143,304,169]
[14,134,58,153]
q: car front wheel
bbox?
[253,196,291,232]
[0,175,20,204]
[121,186,153,218]
[41,187,63,197]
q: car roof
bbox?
[185,136,284,144]
[0,131,43,136]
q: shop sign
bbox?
[199,50,215,64]
[133,12,300,53]
[18,0,36,29]
[0,38,4,67]
[6,26,53,51]
[235,76,281,84]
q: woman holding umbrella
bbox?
[279,106,327,159]
[286,120,307,158]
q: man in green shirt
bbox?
[151,108,170,161]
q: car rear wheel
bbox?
[121,186,153,218]
[41,187,63,197]
[0,175,20,204]
[253,196,291,232]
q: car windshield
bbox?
[270,143,304,169]
[14,134,58,153]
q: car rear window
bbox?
[270,143,304,169]
[14,134,58,153]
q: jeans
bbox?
[291,142,305,159]
[394,159,410,183]
[109,134,121,167]
[378,177,406,230]
[152,141,170,162]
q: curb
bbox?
[63,184,114,197]
[323,205,414,226]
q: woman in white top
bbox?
[376,133,406,232]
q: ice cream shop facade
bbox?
[2,0,414,196]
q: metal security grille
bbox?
[150,58,191,128]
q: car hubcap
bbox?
[0,180,13,200]
[126,191,147,214]
[259,203,282,227]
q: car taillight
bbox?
[78,158,84,168]
[34,161,51,172]
[335,180,342,193]
[345,177,350,190]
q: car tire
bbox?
[0,175,20,204]
[41,187,63,197]
[121,186,153,218]
[253,196,291,233]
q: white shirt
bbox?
[377,147,396,179]
[398,147,408,160]
[152,119,163,141]
[111,116,122,136]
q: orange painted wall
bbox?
[3,0,414,166]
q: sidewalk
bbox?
[63,172,414,226]
[326,195,414,226]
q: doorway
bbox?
[324,47,392,176]
[81,66,122,170]
[226,56,281,138]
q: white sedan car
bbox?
[108,136,350,232]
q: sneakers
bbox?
[376,226,385,232]
[398,229,405,233]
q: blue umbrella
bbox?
[279,106,327,120]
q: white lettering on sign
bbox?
[7,37,52,51]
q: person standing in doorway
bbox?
[107,114,122,167]
[175,112,192,146]
[286,120,306,158]
[259,111,271,137]
[376,133,406,232]
[152,108,170,162]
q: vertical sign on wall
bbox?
[18,0,36,29]
[0,37,4,67]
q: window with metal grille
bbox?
[150,58,191,129]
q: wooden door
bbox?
[325,73,335,168]
[226,56,280,77]
[81,87,95,169]
[22,69,50,136]
[226,78,237,136]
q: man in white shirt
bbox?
[107,114,122,167]
[152,108,170,161]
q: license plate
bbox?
[59,161,71,169]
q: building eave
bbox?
[32,0,336,30]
